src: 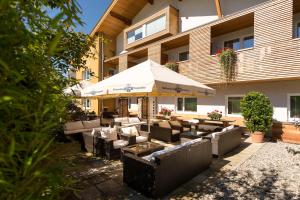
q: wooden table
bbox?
[122,142,164,157]
[194,118,235,127]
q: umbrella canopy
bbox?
[64,80,93,97]
[83,59,215,98]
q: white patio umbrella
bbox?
[83,59,215,98]
[82,59,215,131]
[64,80,93,97]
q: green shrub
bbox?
[165,62,179,72]
[240,92,273,133]
[0,1,94,199]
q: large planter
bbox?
[251,131,264,143]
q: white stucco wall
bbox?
[211,26,254,54]
[220,0,268,16]
[163,45,189,61]
[156,80,300,122]
[115,0,268,55]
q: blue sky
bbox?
[75,0,112,34]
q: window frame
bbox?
[178,51,189,62]
[224,38,240,50]
[126,14,167,45]
[225,95,244,117]
[82,69,91,81]
[83,98,91,110]
[176,97,197,113]
[243,35,254,49]
[287,93,300,121]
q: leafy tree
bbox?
[0,0,95,199]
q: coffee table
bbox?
[122,142,164,157]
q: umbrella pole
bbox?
[147,95,150,133]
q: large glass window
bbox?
[290,95,300,119]
[227,96,243,115]
[243,36,254,48]
[145,15,166,36]
[179,51,189,62]
[224,39,240,50]
[177,97,197,112]
[127,15,166,44]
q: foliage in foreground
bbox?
[0,0,94,199]
[240,92,273,133]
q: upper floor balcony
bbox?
[123,6,179,50]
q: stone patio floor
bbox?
[61,136,300,200]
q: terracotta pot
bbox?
[251,131,265,143]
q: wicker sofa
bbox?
[141,121,181,143]
[123,139,212,198]
[209,126,242,156]
[64,119,101,135]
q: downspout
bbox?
[101,33,104,112]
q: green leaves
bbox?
[241,92,273,133]
[217,48,238,83]
[0,0,92,199]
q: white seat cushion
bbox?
[136,136,147,143]
[64,121,84,131]
[109,127,118,140]
[172,130,180,135]
[114,117,129,125]
[82,119,100,129]
[222,125,234,132]
[121,126,139,136]
[128,117,140,124]
[183,127,190,132]
[113,140,129,149]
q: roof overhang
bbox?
[90,0,149,37]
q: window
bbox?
[82,69,91,80]
[243,36,254,48]
[177,98,183,111]
[83,99,91,109]
[178,51,189,62]
[127,15,166,44]
[289,95,300,119]
[297,23,300,38]
[127,26,143,44]
[145,15,166,36]
[224,39,240,50]
[177,97,197,112]
[227,96,243,115]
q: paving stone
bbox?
[77,185,104,200]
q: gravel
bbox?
[171,142,300,200]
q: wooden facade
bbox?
[101,0,300,85]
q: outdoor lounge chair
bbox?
[98,127,131,160]
[169,120,191,133]
[121,126,151,144]
[141,121,180,143]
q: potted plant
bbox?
[159,107,173,116]
[216,48,238,83]
[240,92,273,143]
[207,110,222,121]
[165,62,179,72]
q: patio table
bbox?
[193,117,235,127]
[121,142,164,157]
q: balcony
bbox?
[124,6,179,50]
[211,13,254,55]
